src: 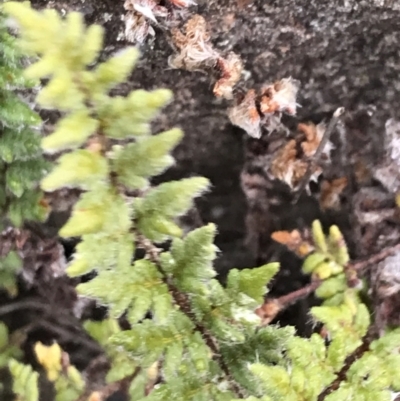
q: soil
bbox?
[2,0,400,399]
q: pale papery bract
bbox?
[169,0,196,7]
[228,90,262,139]
[270,77,300,115]
[124,11,155,44]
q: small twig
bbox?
[0,299,48,316]
[350,241,400,272]
[0,298,103,354]
[293,107,345,203]
[257,242,400,324]
[276,280,321,306]
[256,280,321,325]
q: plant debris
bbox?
[298,122,333,158]
[271,229,314,257]
[169,14,218,71]
[228,89,262,138]
[123,0,194,43]
[169,14,243,99]
[213,52,243,99]
[270,139,317,189]
[319,177,348,210]
[228,78,300,138]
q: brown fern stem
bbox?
[317,327,376,401]
[136,233,246,398]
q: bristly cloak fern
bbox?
[0,10,49,297]
[0,11,48,227]
[3,3,400,401]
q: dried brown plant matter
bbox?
[169,15,243,99]
[229,78,300,138]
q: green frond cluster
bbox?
[0,10,49,228]
[245,222,400,401]
[246,327,400,401]
[8,359,39,401]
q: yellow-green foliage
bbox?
[5,3,400,401]
[304,221,370,370]
[34,342,85,401]
[9,359,39,401]
[242,222,400,401]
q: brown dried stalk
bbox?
[256,240,400,325]
[292,107,345,203]
[351,241,400,272]
[256,281,321,325]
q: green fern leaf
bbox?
[92,47,139,92]
[112,128,183,190]
[77,259,172,325]
[135,178,209,241]
[9,359,39,401]
[227,263,279,305]
[67,231,134,276]
[59,184,130,237]
[161,224,217,294]
[100,89,172,139]
[41,149,108,191]
[42,110,99,153]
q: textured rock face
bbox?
[30,0,400,275]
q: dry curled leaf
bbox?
[169,14,218,71]
[124,11,155,43]
[170,15,243,99]
[169,0,196,6]
[319,177,348,210]
[259,78,300,135]
[229,78,300,138]
[269,140,322,189]
[259,78,300,116]
[228,89,261,138]
[213,52,243,99]
[124,0,166,43]
[271,140,294,183]
[271,229,314,257]
[124,0,179,44]
[255,299,281,326]
[298,121,334,158]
